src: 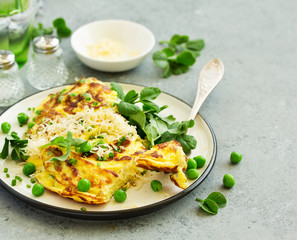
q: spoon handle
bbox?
[188,58,224,120]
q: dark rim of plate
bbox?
[0,81,217,220]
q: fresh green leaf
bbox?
[170,34,189,45]
[149,118,168,136]
[49,132,72,161]
[176,134,197,153]
[144,124,158,146]
[57,27,71,38]
[53,18,66,28]
[124,90,139,103]
[188,50,200,58]
[110,82,125,100]
[186,39,205,51]
[71,138,87,147]
[0,138,9,159]
[163,64,171,78]
[162,47,175,57]
[11,148,20,160]
[176,51,196,66]
[152,51,169,69]
[159,105,168,112]
[129,110,146,129]
[142,100,160,113]
[118,102,140,116]
[170,63,189,75]
[207,192,227,208]
[203,199,219,214]
[140,87,161,101]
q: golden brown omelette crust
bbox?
[26,77,189,204]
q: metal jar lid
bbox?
[33,35,60,54]
[0,50,15,69]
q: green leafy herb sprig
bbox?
[196,192,227,215]
[110,82,197,153]
[31,17,72,40]
[40,131,87,161]
[0,132,28,161]
[153,34,205,78]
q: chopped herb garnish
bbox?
[15,176,22,182]
[78,78,86,83]
[11,179,16,186]
[26,184,31,188]
[82,93,91,101]
[80,207,87,211]
[89,135,95,140]
[97,162,101,167]
[118,136,126,146]
[35,109,41,115]
[68,159,77,165]
[93,101,99,106]
[28,122,35,129]
[97,139,104,145]
[141,171,146,176]
[69,93,77,97]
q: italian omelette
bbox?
[24,77,189,204]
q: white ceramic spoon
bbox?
[188,58,224,120]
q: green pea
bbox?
[187,169,199,180]
[17,113,29,126]
[27,122,35,130]
[1,122,11,134]
[22,162,36,176]
[230,152,242,164]
[80,142,92,152]
[114,189,127,202]
[193,155,206,168]
[30,178,36,184]
[223,174,235,188]
[150,180,162,192]
[187,158,197,170]
[32,183,45,197]
[77,178,91,192]
[109,152,114,158]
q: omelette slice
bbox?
[25,77,189,204]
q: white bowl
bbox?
[71,19,155,72]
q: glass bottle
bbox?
[0,50,24,107]
[26,35,68,90]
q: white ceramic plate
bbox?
[0,83,216,220]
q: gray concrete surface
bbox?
[1,0,297,239]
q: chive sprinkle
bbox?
[11,179,16,186]
[15,176,22,182]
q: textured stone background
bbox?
[0,0,297,239]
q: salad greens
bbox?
[153,34,205,78]
[110,82,197,153]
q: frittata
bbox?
[25,77,188,204]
